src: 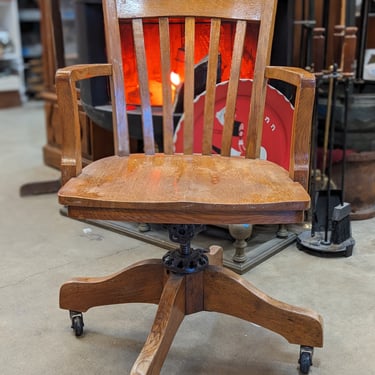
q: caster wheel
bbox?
[299,352,311,373]
[299,346,313,374]
[69,311,84,337]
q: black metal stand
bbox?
[297,69,355,257]
[162,224,209,274]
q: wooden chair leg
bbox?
[60,259,165,312]
[206,245,223,266]
[131,272,186,375]
[203,265,323,348]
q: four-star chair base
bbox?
[60,246,323,374]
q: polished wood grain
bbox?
[60,260,164,312]
[264,66,315,190]
[103,0,130,156]
[204,266,323,347]
[116,0,264,20]
[159,17,174,155]
[66,206,305,227]
[202,18,221,155]
[55,0,322,372]
[60,247,323,375]
[221,20,247,157]
[131,273,186,375]
[59,154,310,224]
[55,64,113,184]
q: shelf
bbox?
[0,74,22,91]
[0,52,19,61]
[18,8,75,22]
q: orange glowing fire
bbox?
[120,20,258,106]
[170,71,181,87]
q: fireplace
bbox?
[119,19,258,107]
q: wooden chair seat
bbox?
[59,154,310,224]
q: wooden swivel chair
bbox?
[56,0,323,373]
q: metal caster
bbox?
[299,346,313,374]
[69,311,84,337]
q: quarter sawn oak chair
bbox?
[56,0,323,373]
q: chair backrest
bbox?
[101,0,314,188]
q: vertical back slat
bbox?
[183,17,196,155]
[132,18,155,155]
[220,20,247,156]
[202,18,221,155]
[103,1,130,155]
[246,4,277,159]
[159,17,174,154]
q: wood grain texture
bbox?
[202,18,221,155]
[116,0,265,20]
[183,17,195,154]
[58,154,310,224]
[55,1,323,372]
[245,0,277,159]
[264,66,315,190]
[66,205,304,225]
[103,0,130,156]
[204,266,323,347]
[55,0,316,195]
[220,20,247,156]
[60,259,323,374]
[130,273,186,375]
[132,19,155,155]
[159,17,174,154]
[60,259,164,312]
[55,64,113,184]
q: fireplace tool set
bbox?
[297,16,356,257]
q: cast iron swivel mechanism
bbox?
[162,224,209,274]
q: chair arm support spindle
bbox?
[55,64,113,185]
[265,66,316,191]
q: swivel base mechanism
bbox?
[162,224,209,274]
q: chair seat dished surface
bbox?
[58,154,310,224]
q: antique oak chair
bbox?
[56,0,323,373]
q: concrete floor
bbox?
[0,101,374,375]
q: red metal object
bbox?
[174,80,294,171]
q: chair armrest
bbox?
[55,63,112,185]
[265,66,315,191]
